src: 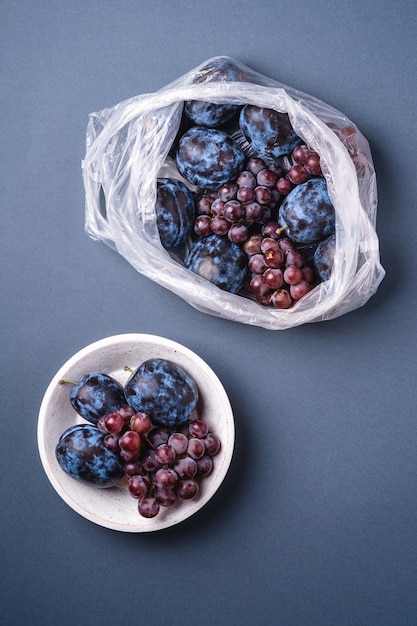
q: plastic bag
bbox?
[82,56,385,330]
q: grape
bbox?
[177,478,199,500]
[119,430,141,453]
[124,358,199,428]
[264,248,284,269]
[285,248,305,268]
[210,197,225,216]
[255,186,272,205]
[176,127,245,190]
[185,234,248,294]
[118,405,136,423]
[236,170,256,188]
[189,419,209,438]
[243,234,262,256]
[248,253,267,274]
[270,289,293,309]
[184,100,240,127]
[228,223,249,244]
[239,105,301,158]
[55,424,125,488]
[194,215,212,237]
[103,432,120,451]
[283,265,303,285]
[223,200,244,222]
[154,467,178,488]
[103,412,125,434]
[263,268,284,289]
[120,448,140,463]
[250,274,270,298]
[256,168,278,188]
[168,432,189,456]
[217,182,238,201]
[141,449,162,473]
[138,497,160,518]
[287,165,309,185]
[313,233,336,281]
[61,372,126,425]
[196,456,214,477]
[292,144,311,164]
[236,186,255,204]
[128,474,150,499]
[147,426,172,447]
[187,438,206,460]
[155,487,178,507]
[260,237,280,253]
[155,178,195,249]
[210,215,230,235]
[278,178,335,244]
[276,177,294,195]
[247,157,266,175]
[124,461,143,477]
[244,202,262,223]
[305,153,322,176]
[196,194,214,215]
[130,412,153,435]
[290,280,313,300]
[202,432,221,456]
[174,456,198,478]
[155,443,176,465]
[261,221,280,240]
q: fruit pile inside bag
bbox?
[83,57,385,329]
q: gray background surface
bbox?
[2,2,416,625]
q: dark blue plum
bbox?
[313,233,336,281]
[184,101,240,128]
[176,127,245,191]
[239,105,301,158]
[193,57,250,84]
[68,372,126,425]
[55,424,125,488]
[185,233,248,294]
[155,178,195,248]
[278,178,335,244]
[124,359,198,427]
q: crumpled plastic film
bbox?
[82,56,385,330]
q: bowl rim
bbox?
[37,333,235,532]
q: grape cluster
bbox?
[97,405,221,519]
[194,157,284,244]
[244,221,317,308]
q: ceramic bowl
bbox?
[37,334,234,532]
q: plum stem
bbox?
[123,366,135,374]
[58,378,78,386]
[276,224,288,236]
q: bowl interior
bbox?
[37,334,234,532]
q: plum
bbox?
[184,100,240,128]
[278,178,335,244]
[239,105,301,158]
[192,57,250,84]
[155,178,195,248]
[55,424,125,488]
[313,233,336,281]
[64,372,126,425]
[124,358,198,427]
[185,233,248,294]
[176,127,245,190]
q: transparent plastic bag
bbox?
[82,56,385,330]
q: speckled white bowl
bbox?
[37,334,235,532]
